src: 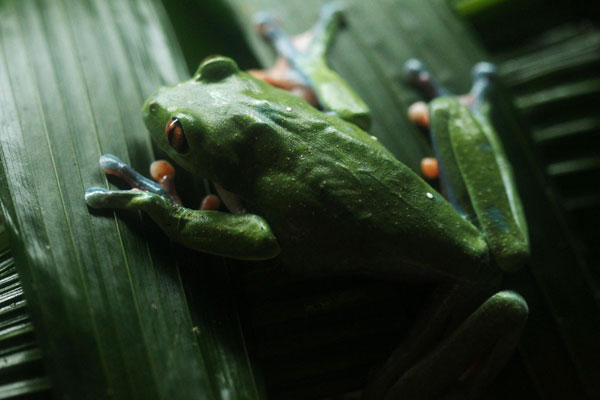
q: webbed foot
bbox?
[87,154,221,211]
[249,2,371,130]
[98,154,171,198]
[405,59,498,119]
[85,155,279,259]
[85,154,177,211]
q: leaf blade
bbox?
[0,0,261,398]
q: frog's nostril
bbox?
[149,102,159,114]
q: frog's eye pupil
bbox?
[165,118,189,154]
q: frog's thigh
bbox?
[379,291,528,400]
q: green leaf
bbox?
[0,0,260,399]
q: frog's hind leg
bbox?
[363,290,528,400]
[252,3,371,129]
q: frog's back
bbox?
[243,105,489,282]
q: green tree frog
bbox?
[85,4,529,399]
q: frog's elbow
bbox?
[253,225,281,260]
[240,216,281,260]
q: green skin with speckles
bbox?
[428,98,529,273]
[85,35,529,400]
[139,57,490,281]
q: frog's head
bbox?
[142,56,288,183]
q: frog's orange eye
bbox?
[165,118,188,154]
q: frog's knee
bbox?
[488,290,529,328]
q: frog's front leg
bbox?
[85,155,280,260]
[363,289,528,400]
[251,2,371,130]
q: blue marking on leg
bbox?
[486,205,510,232]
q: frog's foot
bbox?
[252,3,371,129]
[405,60,498,182]
[249,10,317,105]
[404,59,498,115]
[86,154,179,212]
[248,58,318,106]
[149,159,237,212]
[362,291,528,400]
[86,155,279,260]
[253,2,344,66]
[249,3,344,106]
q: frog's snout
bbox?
[141,90,166,136]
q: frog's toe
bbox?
[421,157,439,179]
[472,62,497,81]
[404,58,428,79]
[200,194,221,211]
[150,160,182,204]
[469,62,498,104]
[85,187,110,208]
[407,101,430,127]
[99,154,125,175]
